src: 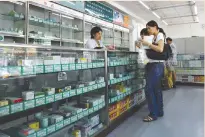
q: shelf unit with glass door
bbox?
[28,1,84,47]
[0,1,26,44]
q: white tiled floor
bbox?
[107,86,204,137]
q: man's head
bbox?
[140,28,149,39]
[166,37,172,45]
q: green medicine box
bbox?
[70,115,77,123]
[78,112,84,119]
[88,86,93,91]
[99,103,103,109]
[47,124,56,135]
[37,128,47,137]
[35,97,45,107]
[87,63,93,68]
[92,84,98,90]
[69,89,76,97]
[35,65,44,74]
[55,121,64,130]
[83,87,88,93]
[55,93,62,101]
[24,99,35,110]
[64,118,70,126]
[0,105,10,117]
[94,105,99,111]
[68,64,76,70]
[75,64,82,70]
[10,102,23,114]
[76,88,83,95]
[53,64,61,72]
[22,66,34,75]
[88,108,94,114]
[44,65,54,73]
[81,63,88,69]
[63,91,70,99]
[83,110,88,116]
[61,64,69,71]
[92,63,97,68]
[46,95,54,104]
[8,66,21,76]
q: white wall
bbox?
[166,13,205,38]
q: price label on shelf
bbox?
[44,65,54,73]
[35,97,45,106]
[53,64,61,72]
[10,103,23,114]
[83,110,89,116]
[81,63,88,69]
[24,99,35,110]
[55,93,62,101]
[69,89,76,96]
[64,118,71,126]
[0,106,9,117]
[68,64,76,70]
[76,64,82,70]
[88,63,93,68]
[47,125,56,134]
[55,121,64,130]
[61,64,69,71]
[35,65,44,74]
[71,115,77,123]
[63,91,70,99]
[37,128,47,137]
[76,88,83,95]
[46,95,54,104]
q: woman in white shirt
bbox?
[85,26,105,49]
[139,20,165,122]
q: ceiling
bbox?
[114,1,204,26]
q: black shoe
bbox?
[173,85,176,88]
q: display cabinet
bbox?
[107,51,145,122]
[0,44,145,137]
[0,43,107,137]
[113,25,130,51]
[0,1,26,44]
[176,54,204,84]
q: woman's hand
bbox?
[135,41,142,48]
[139,39,151,47]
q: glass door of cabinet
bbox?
[0,1,25,44]
[28,3,61,46]
[61,14,83,48]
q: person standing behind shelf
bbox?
[85,26,114,50]
[166,37,177,88]
[137,20,165,122]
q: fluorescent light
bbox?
[194,5,198,15]
[139,1,150,10]
[62,15,74,20]
[152,11,161,19]
[195,16,199,22]
[162,20,168,25]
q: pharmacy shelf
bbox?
[61,38,83,44]
[108,75,136,85]
[176,81,204,84]
[28,36,61,41]
[0,32,25,38]
[108,60,137,67]
[5,102,105,137]
[0,82,106,117]
[0,13,25,21]
[0,62,105,80]
[109,87,145,104]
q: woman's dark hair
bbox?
[90,26,102,39]
[166,37,172,41]
[140,28,149,36]
[146,20,159,29]
[158,27,166,38]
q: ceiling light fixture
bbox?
[195,16,199,22]
[139,1,150,10]
[152,11,161,19]
[194,5,198,15]
[162,20,168,25]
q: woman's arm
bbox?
[148,39,164,53]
